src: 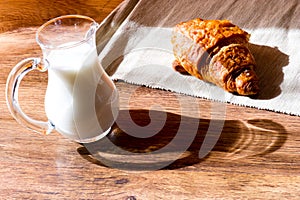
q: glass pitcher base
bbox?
[74,127,112,144]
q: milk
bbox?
[44,42,119,142]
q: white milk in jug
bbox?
[44,42,119,142]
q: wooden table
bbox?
[0,0,299,199]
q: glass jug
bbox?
[6,15,119,143]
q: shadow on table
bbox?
[77,109,288,171]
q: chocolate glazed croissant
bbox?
[171,18,259,96]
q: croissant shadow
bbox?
[248,43,289,100]
[77,109,288,170]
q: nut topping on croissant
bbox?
[171,18,259,96]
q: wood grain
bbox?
[0,0,299,199]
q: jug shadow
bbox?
[248,43,289,100]
[77,109,288,171]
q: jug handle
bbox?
[6,57,55,135]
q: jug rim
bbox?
[36,15,98,50]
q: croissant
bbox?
[171,18,259,96]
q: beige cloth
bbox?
[96,0,300,116]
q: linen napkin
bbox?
[96,0,300,116]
